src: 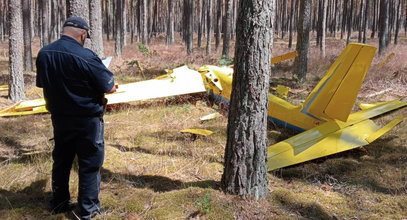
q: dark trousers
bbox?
[51,115,104,217]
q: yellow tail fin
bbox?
[301,43,377,122]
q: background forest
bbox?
[0,0,407,219]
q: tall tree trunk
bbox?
[141,0,148,44]
[333,0,338,38]
[341,0,348,39]
[186,0,194,54]
[288,0,295,48]
[197,0,204,48]
[68,0,90,47]
[206,0,213,55]
[346,0,353,44]
[115,0,124,56]
[166,0,175,45]
[358,0,364,42]
[371,0,377,38]
[40,0,50,47]
[394,0,402,44]
[222,0,233,59]
[320,0,327,57]
[294,0,312,81]
[90,0,104,58]
[68,0,89,19]
[22,0,33,71]
[215,0,222,52]
[362,0,368,43]
[222,0,272,200]
[8,0,25,102]
[379,0,390,54]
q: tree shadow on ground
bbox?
[0,179,50,213]
[110,142,223,164]
[0,136,50,164]
[101,167,220,192]
[271,190,337,220]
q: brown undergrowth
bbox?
[0,35,406,219]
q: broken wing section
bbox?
[268,117,403,171]
[268,99,406,170]
[106,66,206,105]
[0,66,205,116]
[0,98,47,117]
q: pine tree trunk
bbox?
[8,0,25,102]
[90,0,104,58]
[166,0,175,45]
[40,0,50,47]
[320,0,327,57]
[222,0,233,59]
[371,0,377,39]
[115,0,124,56]
[362,0,368,43]
[394,0,402,44]
[379,0,389,54]
[141,0,148,45]
[186,0,194,54]
[68,0,90,47]
[294,0,312,81]
[215,0,222,52]
[221,0,272,200]
[288,0,295,48]
[206,0,213,55]
[346,0,353,44]
[22,0,33,71]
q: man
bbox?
[36,16,116,219]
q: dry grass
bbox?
[0,34,406,219]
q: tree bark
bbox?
[115,0,124,56]
[68,0,90,47]
[222,0,233,59]
[222,0,272,200]
[320,0,327,57]
[166,0,175,45]
[294,0,312,81]
[394,0,402,44]
[39,0,50,47]
[90,0,104,58]
[186,0,194,54]
[215,0,222,52]
[22,0,33,71]
[8,0,25,102]
[206,0,213,55]
[379,0,390,54]
[141,0,148,45]
[346,0,353,44]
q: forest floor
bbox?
[0,34,406,220]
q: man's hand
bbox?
[106,84,118,94]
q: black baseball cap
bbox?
[63,16,90,38]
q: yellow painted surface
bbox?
[180,129,214,136]
[268,119,379,170]
[302,43,377,122]
[271,51,298,64]
[106,66,206,105]
[0,85,7,92]
[200,112,222,121]
[267,99,406,170]
[276,85,290,98]
[366,117,404,143]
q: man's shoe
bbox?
[71,209,101,220]
[49,201,74,214]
